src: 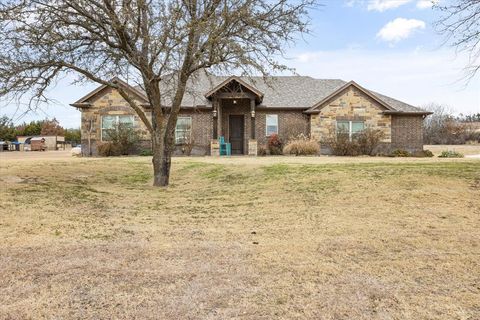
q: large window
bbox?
[175,117,192,144]
[336,120,364,140]
[266,114,278,136]
[101,115,134,141]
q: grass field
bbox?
[1,154,479,319]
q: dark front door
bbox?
[229,115,244,155]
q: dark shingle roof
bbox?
[370,91,426,113]
[139,73,429,114]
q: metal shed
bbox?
[30,137,46,151]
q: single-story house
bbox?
[71,73,431,156]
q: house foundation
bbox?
[210,139,220,156]
[248,139,257,156]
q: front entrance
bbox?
[229,115,244,155]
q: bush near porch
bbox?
[283,135,320,155]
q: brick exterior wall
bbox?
[254,110,310,147]
[217,99,310,154]
[174,110,212,155]
[391,115,424,152]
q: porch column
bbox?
[248,98,257,156]
[210,98,221,156]
[213,98,218,139]
[217,99,222,138]
[250,99,255,139]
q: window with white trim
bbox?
[336,120,364,140]
[101,115,134,141]
[266,114,278,136]
[175,117,192,144]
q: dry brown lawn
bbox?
[0,153,479,319]
[425,144,480,156]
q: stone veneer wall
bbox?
[80,87,151,156]
[391,115,424,152]
[310,87,392,145]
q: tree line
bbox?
[0,116,80,143]
[423,104,480,145]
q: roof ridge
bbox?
[77,74,429,114]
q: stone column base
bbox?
[248,139,257,156]
[210,139,220,156]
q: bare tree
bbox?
[422,102,478,144]
[434,0,480,80]
[0,0,316,186]
[84,116,96,157]
[40,118,65,136]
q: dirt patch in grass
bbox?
[1,156,479,319]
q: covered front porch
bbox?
[206,77,262,156]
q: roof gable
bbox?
[71,77,148,108]
[204,76,264,102]
[305,81,394,114]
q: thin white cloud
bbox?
[377,18,426,43]
[296,52,321,63]
[416,0,437,9]
[344,0,357,7]
[367,0,412,12]
[347,0,438,11]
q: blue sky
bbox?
[1,0,479,128]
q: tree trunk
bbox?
[88,132,92,156]
[151,130,174,187]
[145,71,188,187]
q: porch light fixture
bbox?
[213,108,217,118]
[251,110,255,118]
[233,100,237,104]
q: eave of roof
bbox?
[70,102,92,108]
[382,110,433,116]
